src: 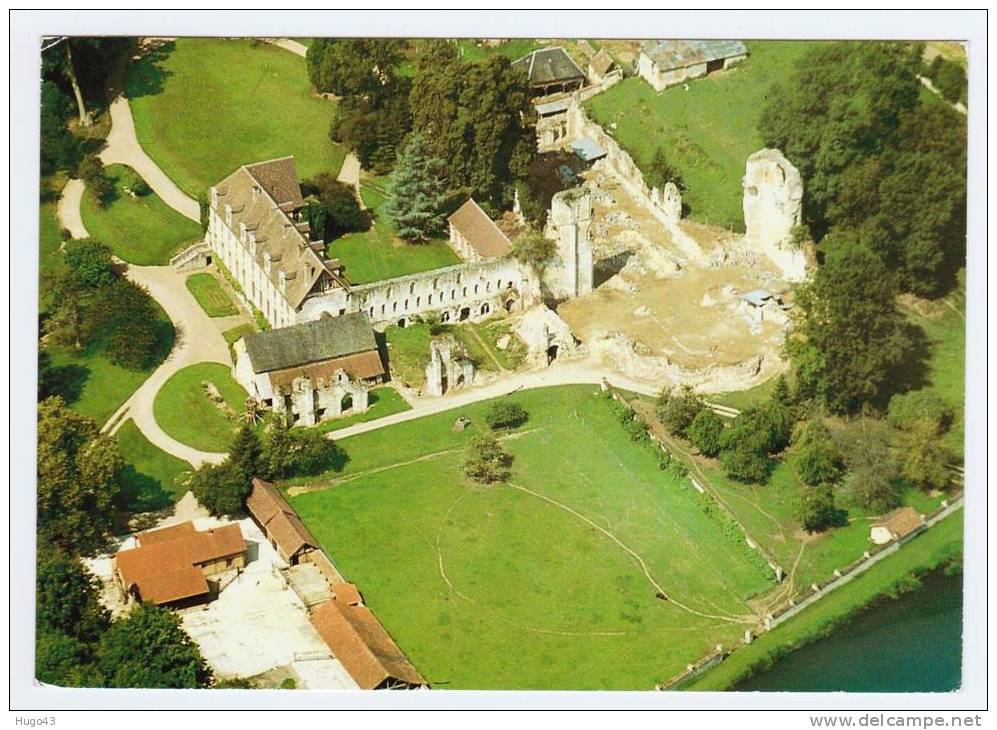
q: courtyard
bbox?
[287,385,776,689]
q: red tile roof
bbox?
[246,478,320,560]
[115,522,247,605]
[310,598,426,689]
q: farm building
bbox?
[234,312,384,426]
[637,39,748,92]
[512,46,587,97]
[246,478,321,565]
[870,507,925,546]
[310,594,427,689]
[447,199,514,263]
[114,522,247,607]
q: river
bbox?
[735,569,963,692]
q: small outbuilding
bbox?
[246,477,320,565]
[587,48,621,86]
[114,521,247,607]
[512,46,587,97]
[637,40,748,92]
[870,507,925,546]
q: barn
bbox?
[637,40,748,92]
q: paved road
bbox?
[336,152,361,188]
[103,265,232,467]
[100,95,202,222]
[57,179,90,239]
[329,356,661,442]
[262,37,309,58]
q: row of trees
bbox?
[761,41,966,298]
[307,39,537,241]
[43,238,171,371]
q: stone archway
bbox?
[341,393,353,413]
[459,307,471,322]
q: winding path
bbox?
[99,95,201,222]
[261,38,308,58]
[57,179,89,239]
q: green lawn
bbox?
[126,38,346,197]
[686,509,963,690]
[116,419,192,510]
[289,385,775,689]
[327,181,461,285]
[153,362,248,452]
[586,41,822,230]
[455,39,541,63]
[42,301,174,425]
[185,272,239,317]
[310,386,412,434]
[39,203,65,312]
[79,164,202,265]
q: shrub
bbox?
[64,238,115,288]
[484,401,529,431]
[687,410,725,457]
[463,434,512,484]
[796,438,844,486]
[798,483,840,533]
[189,462,248,517]
[719,445,770,484]
[131,179,151,197]
[887,390,953,435]
[656,386,703,437]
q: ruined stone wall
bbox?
[742,149,807,281]
[543,188,594,300]
[299,257,540,328]
[565,99,706,264]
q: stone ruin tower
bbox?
[742,149,808,281]
[544,188,594,300]
[425,336,475,397]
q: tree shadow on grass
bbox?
[42,362,90,406]
[123,41,176,100]
[873,321,932,411]
[117,465,176,513]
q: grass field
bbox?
[289,385,775,689]
[116,419,192,510]
[39,203,65,312]
[185,273,239,318]
[153,362,248,452]
[327,180,460,284]
[126,38,346,197]
[685,509,963,690]
[79,165,202,265]
[310,386,412,434]
[586,41,821,230]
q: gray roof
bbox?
[535,98,570,116]
[512,46,586,86]
[742,289,773,307]
[641,40,747,71]
[243,312,378,373]
[571,137,607,162]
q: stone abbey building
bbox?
[207,156,595,331]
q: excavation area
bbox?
[558,169,790,392]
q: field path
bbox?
[261,37,308,58]
[100,95,201,222]
[507,482,757,626]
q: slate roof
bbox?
[640,39,748,71]
[115,522,247,605]
[310,598,427,689]
[213,157,350,311]
[447,199,513,260]
[512,46,586,87]
[242,312,378,374]
[571,137,607,162]
[246,478,320,560]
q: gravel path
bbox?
[57,179,89,239]
[99,95,201,222]
[262,37,308,58]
